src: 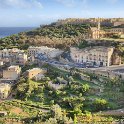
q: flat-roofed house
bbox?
[3,65,21,80]
[26,68,46,81]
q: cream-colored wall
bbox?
[3,71,19,80]
[0,84,11,99]
[70,47,114,67]
[3,66,21,80]
[0,49,27,65]
[0,61,3,66]
[0,48,24,58]
[28,46,63,58]
[18,54,27,65]
[27,68,46,79]
[109,28,124,34]
[107,48,114,66]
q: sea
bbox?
[0,27,36,38]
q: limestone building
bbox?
[27,46,63,58]
[26,68,46,81]
[0,83,11,99]
[0,48,27,65]
[0,60,3,66]
[0,48,23,58]
[3,65,21,80]
[109,27,124,35]
[70,46,115,67]
[16,53,27,65]
[88,21,106,39]
[114,21,124,26]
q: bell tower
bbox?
[97,18,101,30]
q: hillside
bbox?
[0,21,124,57]
[0,23,90,50]
[0,64,124,123]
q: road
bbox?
[38,55,124,73]
[102,108,124,116]
[88,64,124,72]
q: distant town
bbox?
[0,18,124,123]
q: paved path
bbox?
[102,108,124,116]
[89,64,124,71]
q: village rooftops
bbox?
[0,83,8,89]
[0,79,16,84]
[1,48,24,52]
[113,24,124,28]
[28,46,61,51]
[0,83,11,92]
[0,111,7,116]
[8,65,19,68]
[27,68,42,72]
[90,27,99,31]
[8,65,20,70]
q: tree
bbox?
[82,84,90,93]
[50,100,54,105]
[51,104,62,120]
[93,98,108,111]
[45,118,57,124]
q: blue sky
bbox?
[0,0,123,27]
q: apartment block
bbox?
[70,46,114,67]
[27,46,63,58]
[0,48,27,65]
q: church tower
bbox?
[97,18,101,30]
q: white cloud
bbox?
[0,0,43,9]
[55,0,90,7]
[55,0,76,7]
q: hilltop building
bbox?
[88,22,124,39]
[88,21,106,39]
[56,18,124,27]
[108,24,124,35]
[114,21,124,26]
[56,18,124,39]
